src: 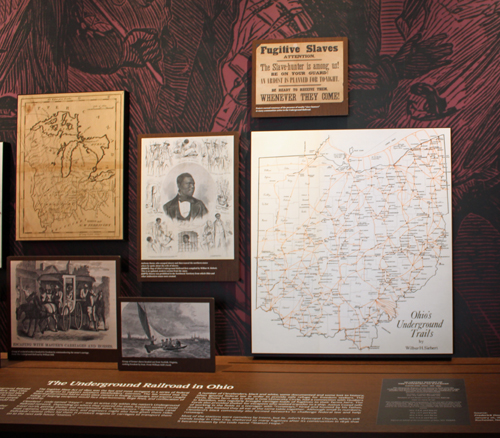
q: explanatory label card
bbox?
[377,379,469,426]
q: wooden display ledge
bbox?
[1,354,500,436]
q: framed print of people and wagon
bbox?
[8,256,119,362]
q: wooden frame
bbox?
[118,297,215,372]
[16,91,124,240]
[252,37,348,118]
[138,132,239,282]
[8,256,120,362]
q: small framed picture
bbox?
[138,132,239,282]
[118,298,215,372]
[8,256,120,361]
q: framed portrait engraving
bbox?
[118,298,215,372]
[252,37,348,118]
[8,256,120,361]
[138,132,239,282]
[16,91,124,240]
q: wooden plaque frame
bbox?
[252,37,348,118]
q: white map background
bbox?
[251,129,453,355]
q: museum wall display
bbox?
[0,0,499,359]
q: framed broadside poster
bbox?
[251,128,453,356]
[8,256,120,361]
[16,91,124,240]
[138,132,239,282]
[119,298,215,372]
[252,37,348,118]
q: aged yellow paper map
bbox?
[17,91,124,240]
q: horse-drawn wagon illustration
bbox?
[13,260,110,338]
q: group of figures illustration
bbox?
[1,0,500,356]
[11,259,117,351]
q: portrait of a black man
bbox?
[163,173,208,221]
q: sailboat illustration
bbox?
[137,303,187,353]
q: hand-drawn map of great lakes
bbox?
[251,129,453,355]
[17,92,124,240]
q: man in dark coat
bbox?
[163,173,208,221]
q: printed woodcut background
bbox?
[0,0,499,356]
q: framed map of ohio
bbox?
[16,91,124,240]
[251,129,453,356]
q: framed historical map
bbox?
[251,129,453,356]
[118,297,215,372]
[16,91,124,240]
[8,256,120,361]
[138,132,239,282]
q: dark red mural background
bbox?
[0,0,499,357]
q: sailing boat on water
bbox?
[137,303,187,354]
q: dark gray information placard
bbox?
[377,379,470,426]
